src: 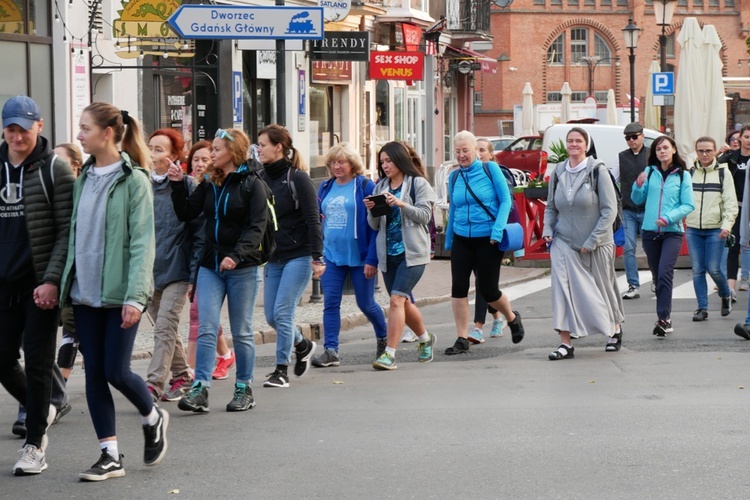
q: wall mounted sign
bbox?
[369,51,424,81]
[401,23,421,52]
[310,31,369,62]
[317,0,351,22]
[311,61,353,83]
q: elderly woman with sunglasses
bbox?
[168,128,269,413]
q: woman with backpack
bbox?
[543,127,624,360]
[444,131,525,356]
[686,137,737,322]
[311,143,386,368]
[168,128,269,414]
[257,125,322,388]
[632,135,695,337]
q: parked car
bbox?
[494,135,546,177]
[540,124,663,179]
[483,135,516,153]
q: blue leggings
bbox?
[74,305,153,439]
[321,258,387,351]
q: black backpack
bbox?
[241,171,278,264]
[553,161,623,233]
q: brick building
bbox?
[473,0,750,136]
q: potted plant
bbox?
[523,172,549,200]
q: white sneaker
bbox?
[622,285,640,299]
[740,278,749,291]
[400,328,418,343]
[13,444,47,475]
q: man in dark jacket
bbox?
[618,123,650,300]
[0,95,75,475]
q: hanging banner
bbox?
[401,23,421,52]
[369,52,424,81]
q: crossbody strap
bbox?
[459,169,495,219]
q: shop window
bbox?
[155,71,194,144]
[547,34,564,65]
[0,41,28,102]
[376,80,390,142]
[395,88,404,141]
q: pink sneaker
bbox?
[212,351,236,380]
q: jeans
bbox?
[686,228,731,310]
[622,209,645,287]
[146,281,190,394]
[74,305,152,440]
[642,231,684,321]
[196,265,261,386]
[382,253,426,298]
[264,257,312,366]
[321,258,386,351]
[0,291,58,448]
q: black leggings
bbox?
[474,275,498,324]
[727,216,741,280]
[451,234,505,302]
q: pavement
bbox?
[3,266,750,497]
[131,258,549,359]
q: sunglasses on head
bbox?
[625,134,641,141]
[215,129,235,142]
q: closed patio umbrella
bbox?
[701,24,726,147]
[560,82,572,124]
[644,60,661,131]
[606,89,618,125]
[674,17,705,158]
[522,82,535,136]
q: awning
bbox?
[444,46,497,74]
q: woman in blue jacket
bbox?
[444,131,525,355]
[632,135,695,336]
[311,143,387,368]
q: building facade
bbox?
[474,0,750,136]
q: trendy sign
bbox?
[310,31,369,61]
[369,52,424,81]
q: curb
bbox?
[130,268,548,360]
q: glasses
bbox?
[625,134,641,141]
[328,160,349,167]
[215,129,235,142]
[697,149,714,155]
[729,137,739,143]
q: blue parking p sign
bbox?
[652,72,674,95]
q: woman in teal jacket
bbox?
[60,103,164,482]
[631,136,695,336]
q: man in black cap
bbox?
[618,122,650,299]
[0,95,74,475]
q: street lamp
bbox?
[622,18,642,123]
[653,0,677,132]
[579,55,620,97]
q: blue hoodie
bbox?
[631,165,694,233]
[318,175,378,267]
[445,159,511,250]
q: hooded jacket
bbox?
[170,165,268,270]
[631,165,694,233]
[686,159,737,231]
[0,137,74,295]
[60,152,155,308]
[318,175,378,268]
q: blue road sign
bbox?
[652,72,675,95]
[167,5,324,40]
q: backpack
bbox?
[33,154,57,205]
[553,160,623,233]
[449,162,521,224]
[241,172,278,264]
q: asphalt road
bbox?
[1,268,749,499]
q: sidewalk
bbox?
[131,259,548,358]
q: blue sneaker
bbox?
[489,318,506,338]
[418,333,436,363]
[467,327,485,344]
[372,353,397,371]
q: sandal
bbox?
[445,337,470,355]
[548,344,574,360]
[605,330,623,352]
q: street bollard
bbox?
[309,276,323,303]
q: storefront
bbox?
[0,0,55,140]
[241,49,277,142]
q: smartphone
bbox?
[366,194,391,217]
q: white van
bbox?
[541,124,663,180]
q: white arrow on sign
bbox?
[167,5,324,40]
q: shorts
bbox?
[381,252,425,298]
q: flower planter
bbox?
[523,186,548,200]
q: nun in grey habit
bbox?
[542,129,624,360]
